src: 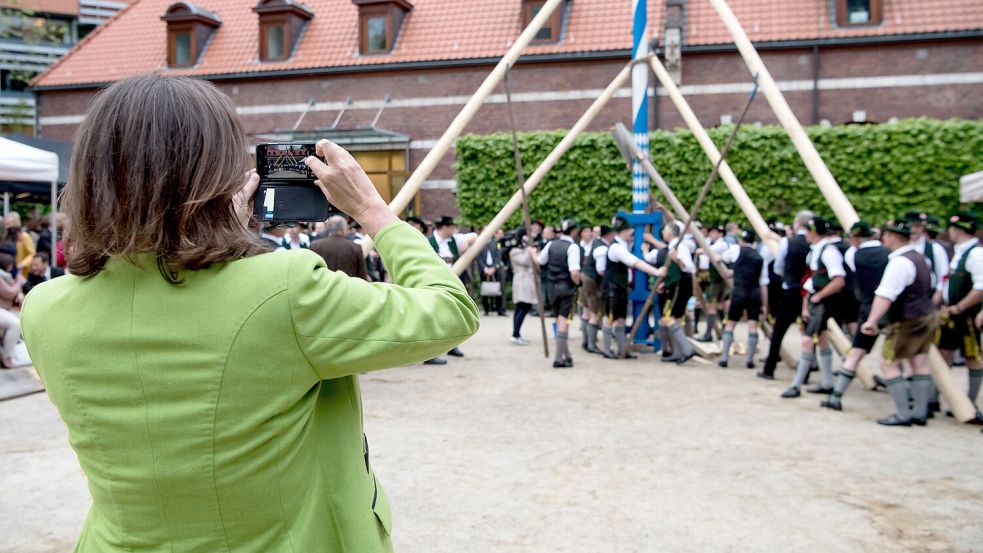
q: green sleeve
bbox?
[287,221,479,379]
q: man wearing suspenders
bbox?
[715,229,768,369]
[429,216,477,359]
[538,219,582,368]
[580,226,611,354]
[906,211,949,306]
[647,222,697,364]
[860,218,938,426]
[939,212,983,423]
[761,210,813,381]
[603,216,662,359]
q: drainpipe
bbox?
[811,45,820,125]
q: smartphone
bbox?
[253,143,335,224]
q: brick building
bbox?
[29,0,983,219]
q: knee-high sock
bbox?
[555,331,569,362]
[703,313,717,337]
[746,332,759,365]
[886,376,911,420]
[818,347,834,388]
[659,325,672,354]
[832,369,855,399]
[911,375,933,419]
[791,351,816,389]
[969,369,983,404]
[586,323,598,351]
[602,325,614,355]
[669,323,693,358]
[720,330,734,363]
[614,326,627,356]
[684,314,694,337]
[580,317,589,347]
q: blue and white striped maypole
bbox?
[629,0,653,345]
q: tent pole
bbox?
[50,180,57,268]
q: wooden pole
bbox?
[706,0,859,230]
[503,69,550,359]
[452,64,633,275]
[928,345,978,423]
[647,54,778,256]
[361,0,566,255]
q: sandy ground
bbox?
[2,315,982,553]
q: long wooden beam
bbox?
[361,0,566,254]
[452,64,632,275]
[647,54,778,257]
[706,0,859,230]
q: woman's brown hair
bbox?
[63,74,269,278]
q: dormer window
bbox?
[161,2,222,68]
[835,0,882,26]
[522,0,562,43]
[352,0,412,55]
[252,0,314,62]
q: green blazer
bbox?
[22,222,479,553]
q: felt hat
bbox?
[948,211,978,234]
[806,216,830,236]
[612,215,632,232]
[850,220,875,238]
[882,217,913,237]
[435,216,456,228]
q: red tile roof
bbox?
[33,0,983,88]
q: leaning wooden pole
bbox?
[361,0,565,255]
[706,0,859,230]
[452,64,633,275]
[647,54,778,256]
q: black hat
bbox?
[435,216,456,228]
[903,211,928,224]
[948,211,978,233]
[560,218,579,234]
[882,217,913,237]
[925,215,943,234]
[740,228,757,243]
[612,215,632,232]
[828,218,843,233]
[850,220,875,238]
[598,225,614,236]
[406,216,426,228]
[806,216,830,235]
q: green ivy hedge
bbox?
[455,118,983,228]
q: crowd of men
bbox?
[401,208,983,432]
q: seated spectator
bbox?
[4,212,36,276]
[23,253,65,294]
[0,252,24,368]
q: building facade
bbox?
[30,0,983,219]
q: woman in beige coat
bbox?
[509,235,540,345]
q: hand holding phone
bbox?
[253,143,334,224]
[305,140,397,238]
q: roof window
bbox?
[522,0,563,43]
[835,0,882,27]
[161,2,222,68]
[252,0,314,62]
[352,0,412,55]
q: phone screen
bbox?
[257,143,319,180]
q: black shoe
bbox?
[820,398,842,411]
[873,375,888,390]
[807,385,834,395]
[718,359,729,368]
[928,401,941,413]
[623,352,638,360]
[661,350,674,359]
[969,411,983,426]
[423,357,447,365]
[756,371,775,381]
[585,345,600,354]
[447,347,464,357]
[602,351,618,360]
[675,352,696,365]
[497,311,507,317]
[781,386,801,398]
[553,358,574,369]
[746,361,756,370]
[877,414,912,427]
[696,334,713,343]
[911,417,928,426]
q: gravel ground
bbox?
[2,315,982,553]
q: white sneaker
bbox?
[510,336,529,346]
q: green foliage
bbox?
[455,118,983,228]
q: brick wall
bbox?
[36,37,983,217]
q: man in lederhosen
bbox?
[905,211,949,306]
[939,211,983,423]
[760,210,813,381]
[647,222,697,364]
[716,229,768,369]
[429,215,477,359]
[782,216,847,398]
[859,218,938,426]
[580,225,612,354]
[577,224,595,351]
[603,216,663,359]
[537,219,582,368]
[696,224,728,343]
[821,221,890,411]
[764,218,787,325]
[828,218,860,337]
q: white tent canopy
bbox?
[0,136,59,266]
[960,170,983,204]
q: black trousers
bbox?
[763,287,803,375]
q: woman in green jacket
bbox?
[21,74,479,553]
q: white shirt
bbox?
[773,229,807,278]
[434,232,476,264]
[804,237,846,293]
[911,235,949,293]
[722,245,769,286]
[875,244,919,302]
[537,235,581,273]
[844,239,882,272]
[594,240,611,274]
[607,237,640,267]
[261,232,286,252]
[645,238,695,273]
[944,237,983,304]
[580,240,593,256]
[284,232,310,250]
